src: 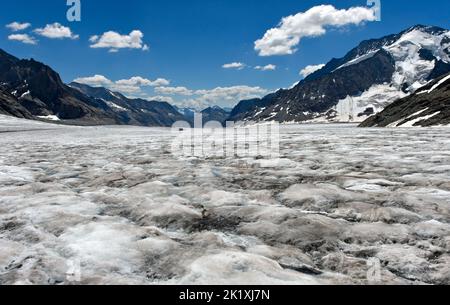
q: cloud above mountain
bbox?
[73,75,170,95]
[299,64,325,77]
[156,85,269,109]
[155,86,194,96]
[73,74,267,109]
[255,4,376,56]
[115,76,170,87]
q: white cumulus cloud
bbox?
[155,86,194,96]
[73,75,169,95]
[89,30,148,52]
[255,64,277,71]
[8,34,38,45]
[74,77,268,109]
[145,96,175,104]
[299,64,325,78]
[222,62,245,70]
[73,75,113,87]
[115,76,170,87]
[34,23,79,39]
[166,86,269,109]
[255,5,376,56]
[6,22,31,32]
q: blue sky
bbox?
[1,0,449,109]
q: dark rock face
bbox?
[360,73,450,127]
[0,87,33,119]
[228,25,450,123]
[128,98,186,126]
[427,60,450,81]
[229,50,396,122]
[228,93,281,122]
[0,49,120,124]
[304,31,402,83]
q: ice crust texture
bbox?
[0,115,449,285]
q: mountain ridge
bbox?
[69,82,185,126]
[228,24,450,124]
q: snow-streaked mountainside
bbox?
[0,49,122,125]
[360,72,450,127]
[69,82,185,127]
[0,49,184,127]
[229,25,450,124]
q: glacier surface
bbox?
[0,115,449,285]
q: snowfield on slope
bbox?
[297,27,450,124]
[0,115,449,285]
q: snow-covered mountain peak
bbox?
[325,26,450,96]
[390,27,449,61]
[381,27,449,92]
[334,26,449,73]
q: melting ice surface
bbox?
[0,115,449,285]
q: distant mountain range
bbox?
[360,72,450,127]
[173,106,230,126]
[1,25,450,128]
[0,47,231,127]
[228,25,450,124]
